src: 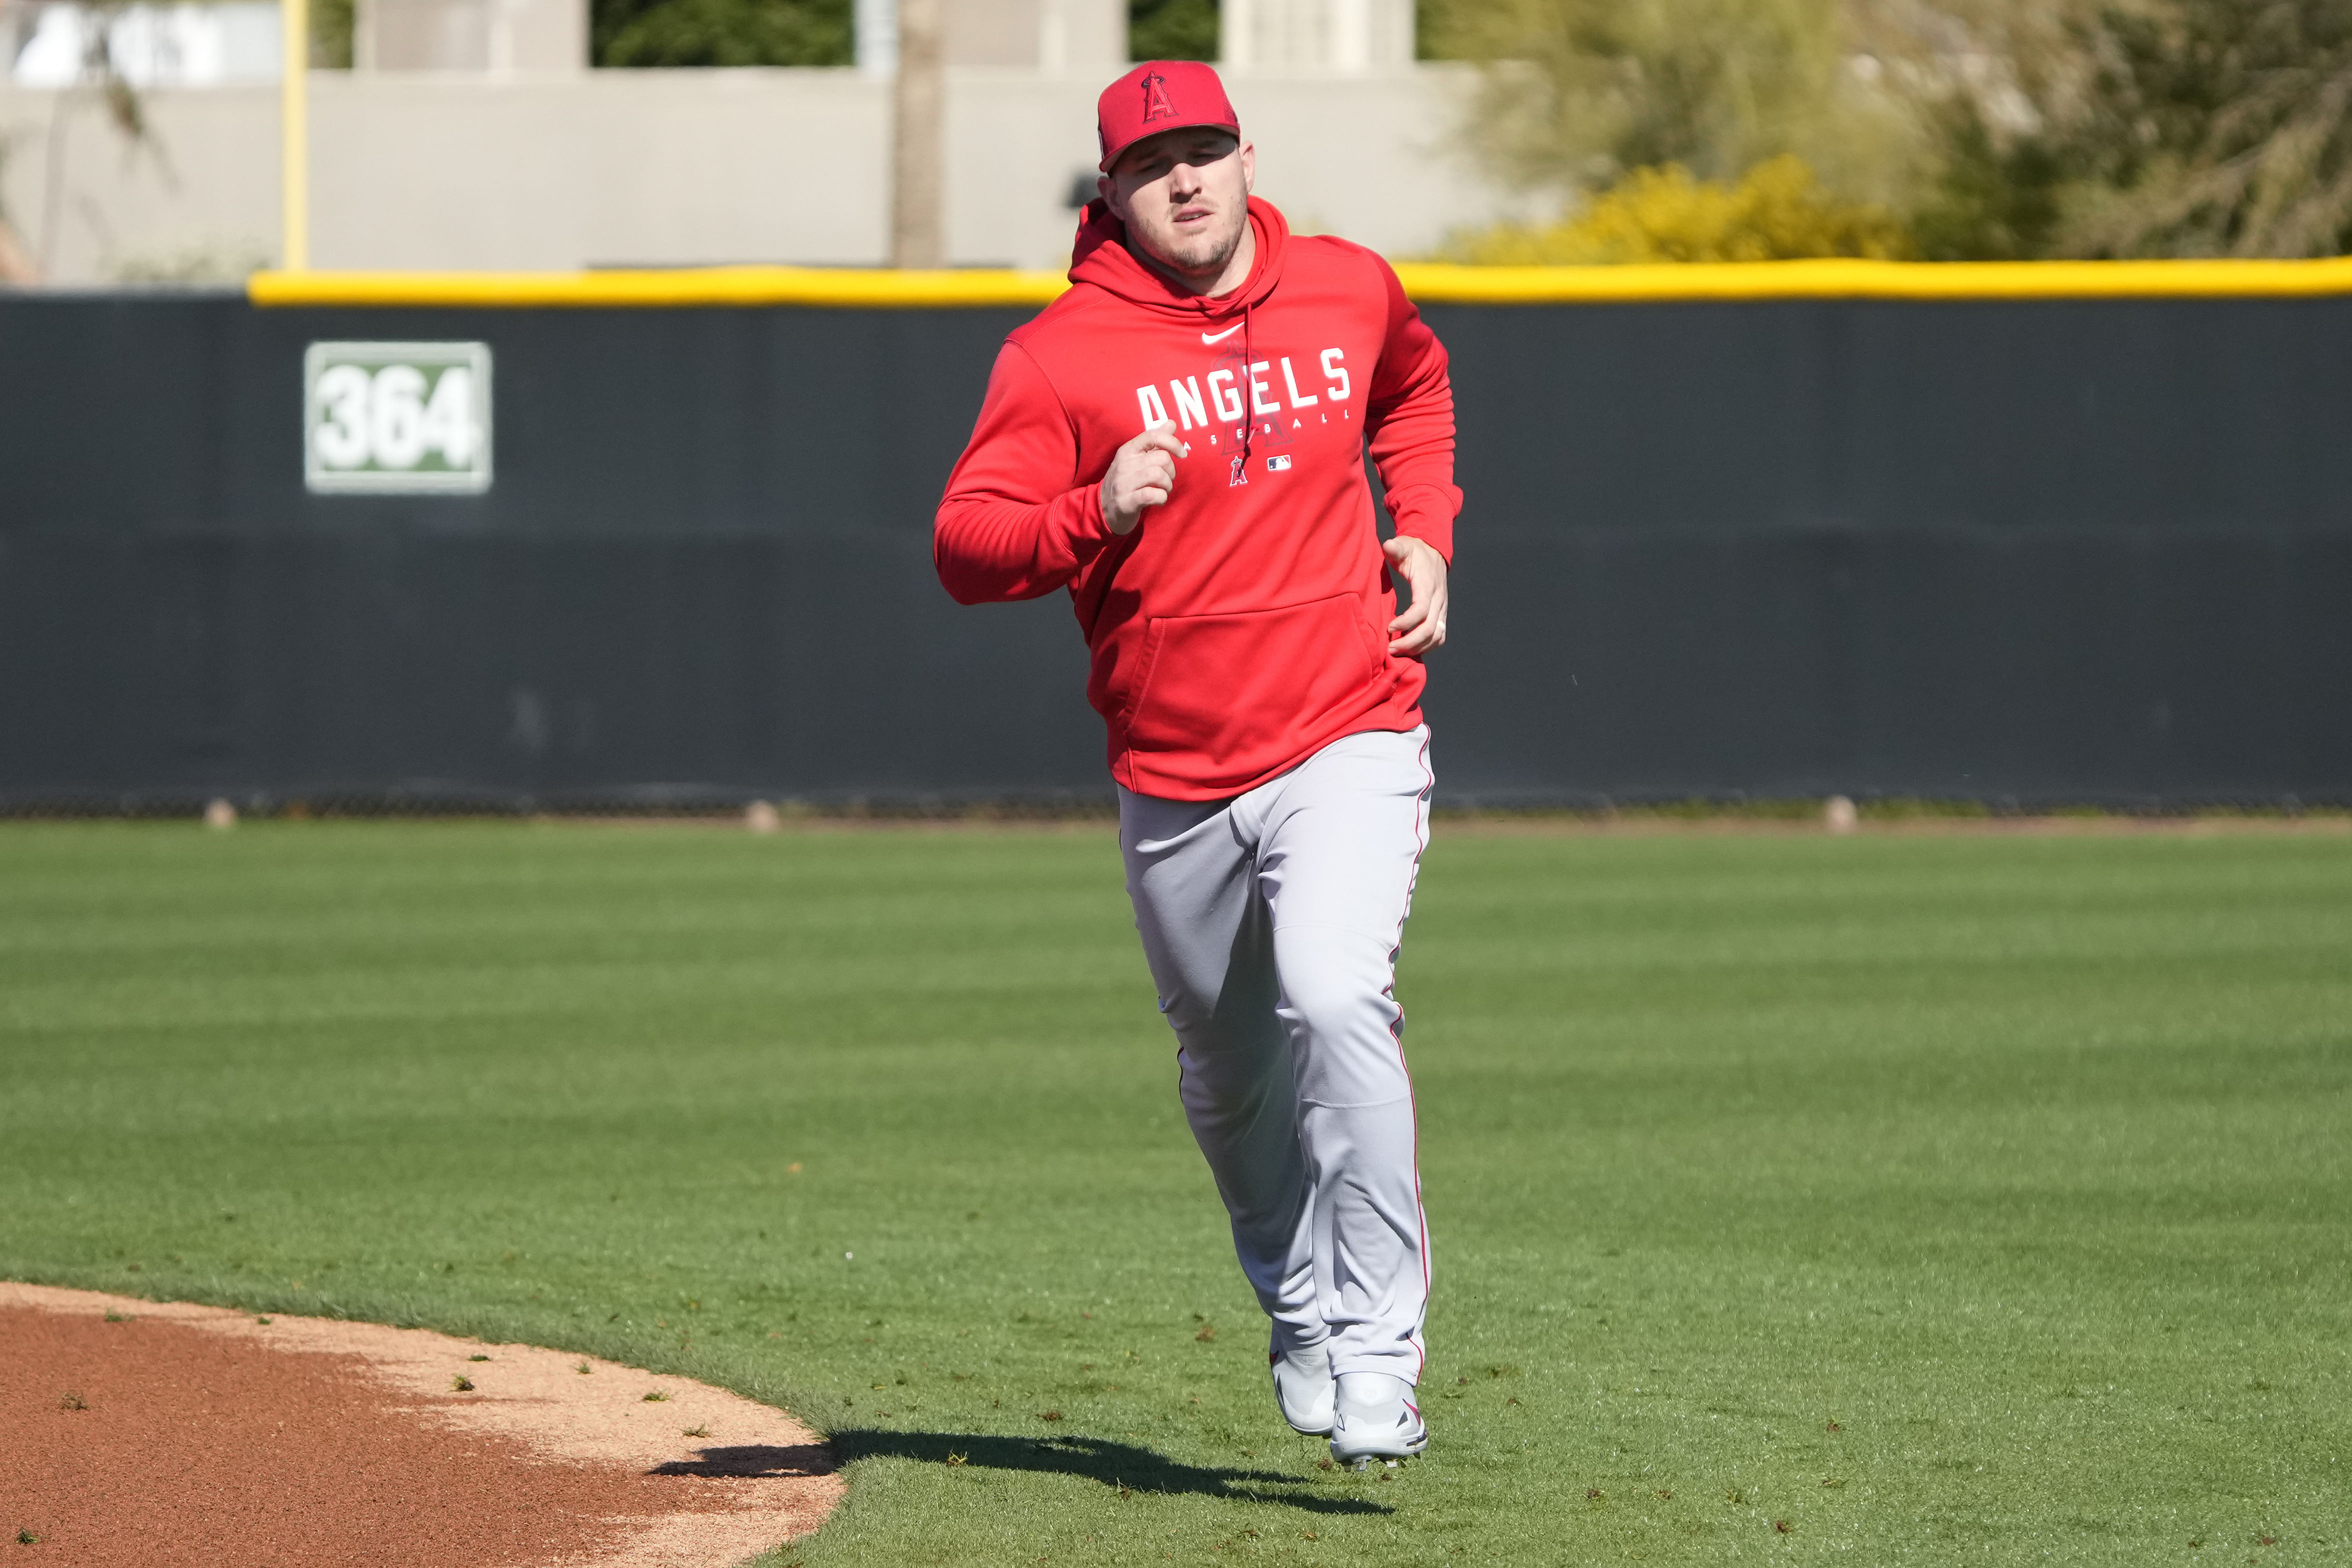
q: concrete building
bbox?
[1221,0,1412,72]
[0,0,1518,281]
[354,0,588,72]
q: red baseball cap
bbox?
[1096,60,1241,172]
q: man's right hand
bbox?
[1100,421,1188,536]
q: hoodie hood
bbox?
[1068,195,1288,320]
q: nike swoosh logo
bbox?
[1200,323,1243,345]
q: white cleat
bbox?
[1268,1332,1335,1437]
[1328,1372,1427,1470]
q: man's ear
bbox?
[1240,141,1256,194]
[1098,172,1122,220]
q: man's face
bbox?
[1100,127,1255,284]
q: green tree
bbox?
[593,0,851,67]
[1420,0,1918,202]
[1908,103,2071,259]
[1130,0,1217,60]
[312,0,356,67]
[1852,0,2352,257]
[2056,0,2352,256]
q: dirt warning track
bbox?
[0,1283,842,1567]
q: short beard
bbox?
[1134,208,1246,287]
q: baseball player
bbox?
[934,59,1460,1469]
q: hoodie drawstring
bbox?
[1232,298,1254,486]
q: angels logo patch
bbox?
[1142,71,1176,122]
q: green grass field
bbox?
[2,821,2346,1565]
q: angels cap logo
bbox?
[1142,71,1176,122]
[1096,61,1239,172]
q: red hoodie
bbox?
[934,197,1461,801]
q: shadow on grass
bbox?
[650,1444,834,1479]
[826,1428,1392,1516]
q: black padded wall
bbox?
[2,289,2346,806]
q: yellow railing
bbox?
[248,255,2352,309]
[1393,257,2352,301]
[248,267,1070,309]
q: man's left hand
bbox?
[1382,535,1450,658]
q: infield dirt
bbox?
[1,1282,840,1567]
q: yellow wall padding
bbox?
[1389,257,2352,302]
[250,256,2352,309]
[248,267,1073,309]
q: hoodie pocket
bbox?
[1125,594,1384,786]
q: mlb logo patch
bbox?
[1266,454,1292,472]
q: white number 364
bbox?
[306,342,492,494]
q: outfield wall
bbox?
[4,266,2350,809]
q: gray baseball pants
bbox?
[1118,724,1434,1384]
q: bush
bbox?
[1438,155,1915,264]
